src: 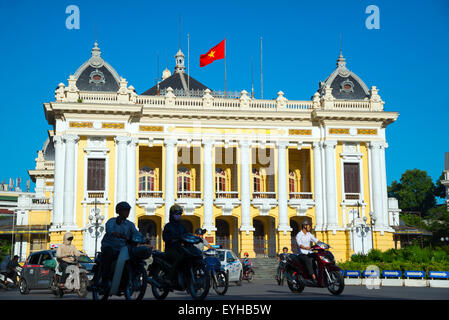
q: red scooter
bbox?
[284,242,344,295]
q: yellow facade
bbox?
[17,44,400,262]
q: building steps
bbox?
[250,258,279,280]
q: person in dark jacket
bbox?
[162,204,188,283]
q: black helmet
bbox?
[301,220,312,229]
[195,228,206,235]
[116,201,131,213]
[169,204,183,217]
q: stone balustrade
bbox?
[55,83,385,112]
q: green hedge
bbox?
[338,245,449,273]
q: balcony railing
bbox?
[344,193,361,201]
[87,191,105,199]
[138,191,163,198]
[253,192,277,199]
[32,198,51,205]
[177,191,202,198]
[215,191,239,199]
[289,192,313,200]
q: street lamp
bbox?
[354,217,370,254]
[369,212,377,250]
[88,199,105,256]
[441,237,449,244]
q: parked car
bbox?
[215,249,243,285]
[19,250,95,294]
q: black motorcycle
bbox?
[90,233,151,300]
[148,233,210,300]
[276,254,288,285]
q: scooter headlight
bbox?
[319,255,331,263]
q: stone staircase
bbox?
[251,258,278,280]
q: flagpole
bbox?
[260,36,263,100]
[188,33,190,93]
[224,38,227,98]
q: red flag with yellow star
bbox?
[200,39,225,67]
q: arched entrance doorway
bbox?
[215,216,239,255]
[253,219,265,257]
[290,217,313,254]
[216,219,230,249]
[138,217,161,250]
[290,219,300,253]
[253,217,276,257]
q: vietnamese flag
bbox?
[200,39,225,67]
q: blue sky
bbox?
[0,0,448,191]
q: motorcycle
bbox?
[90,233,151,300]
[276,255,288,285]
[241,260,255,282]
[284,241,344,295]
[0,266,21,290]
[50,256,89,298]
[148,233,210,300]
[204,249,228,295]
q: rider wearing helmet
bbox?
[194,228,213,251]
[295,219,319,283]
[162,204,189,283]
[56,232,83,288]
[241,252,253,274]
[100,201,140,286]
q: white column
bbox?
[53,135,65,226]
[369,141,384,228]
[127,137,138,223]
[277,140,291,233]
[323,140,338,229]
[380,143,389,228]
[239,140,254,232]
[115,136,130,205]
[164,138,177,224]
[63,134,79,226]
[202,139,216,232]
[313,142,325,230]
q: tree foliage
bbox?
[388,169,438,216]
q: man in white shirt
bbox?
[295,220,319,282]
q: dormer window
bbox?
[89,69,105,84]
[340,79,354,93]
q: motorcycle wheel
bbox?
[286,271,305,293]
[188,264,210,300]
[77,273,88,298]
[91,264,109,301]
[125,265,148,300]
[212,270,228,296]
[278,271,285,286]
[327,270,345,296]
[19,278,29,295]
[150,265,170,300]
[246,270,254,283]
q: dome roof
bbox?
[141,49,209,96]
[72,42,121,92]
[318,53,370,100]
[42,137,54,161]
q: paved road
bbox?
[1,280,448,300]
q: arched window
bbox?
[139,167,155,191]
[177,167,191,192]
[215,168,227,192]
[289,170,296,193]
